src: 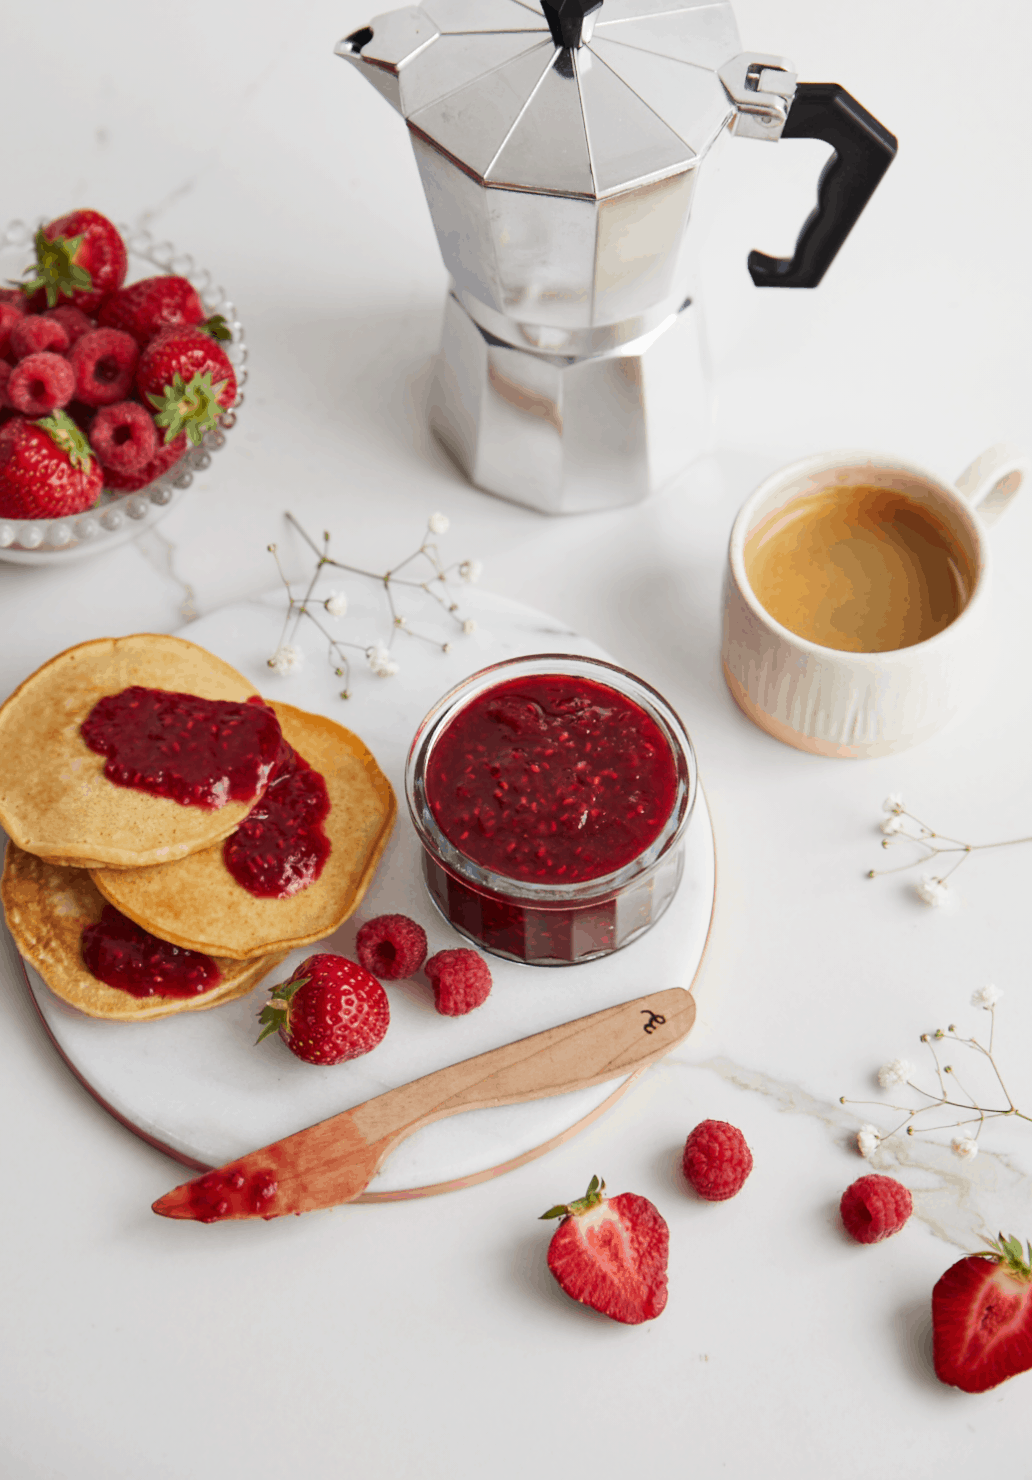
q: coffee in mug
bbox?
[722,446,1028,757]
[743,484,974,653]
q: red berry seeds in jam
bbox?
[80,687,282,809]
[81,904,222,998]
[223,740,331,898]
[424,675,678,884]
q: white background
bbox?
[0,2,1031,1477]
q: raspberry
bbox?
[840,1174,912,1244]
[9,314,69,359]
[7,352,75,417]
[42,305,95,347]
[682,1119,753,1201]
[356,913,428,980]
[425,948,492,1016]
[101,430,186,491]
[90,401,158,474]
[0,302,25,358]
[68,328,138,407]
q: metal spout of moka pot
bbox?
[337,1,898,515]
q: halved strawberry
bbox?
[933,1234,1032,1393]
[21,210,127,313]
[541,1175,669,1324]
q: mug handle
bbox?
[955,444,1029,527]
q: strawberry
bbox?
[933,1234,1032,1393]
[21,209,127,313]
[136,327,237,447]
[97,274,206,346]
[541,1175,669,1324]
[0,410,102,518]
[257,953,390,1066]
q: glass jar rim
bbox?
[405,653,697,905]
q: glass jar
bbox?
[405,654,697,966]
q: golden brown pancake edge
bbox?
[2,841,286,1021]
[0,634,266,868]
[89,700,397,960]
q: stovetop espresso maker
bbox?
[338,0,896,515]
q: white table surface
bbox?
[1,3,1030,1477]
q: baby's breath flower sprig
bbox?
[265,512,482,697]
[867,795,1032,909]
[842,984,1032,1160]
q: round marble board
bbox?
[19,585,715,1200]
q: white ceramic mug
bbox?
[722,445,1030,758]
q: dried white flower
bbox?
[458,559,482,584]
[367,644,399,678]
[267,643,304,676]
[882,793,905,814]
[881,813,905,836]
[462,618,477,635]
[857,1125,881,1159]
[324,591,348,618]
[428,512,449,535]
[916,875,953,909]
[878,1059,915,1088]
[952,1136,979,1161]
[971,983,1001,1010]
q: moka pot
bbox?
[338,0,896,515]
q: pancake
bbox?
[0,634,269,869]
[2,842,285,1021]
[90,701,396,960]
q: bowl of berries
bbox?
[0,210,246,563]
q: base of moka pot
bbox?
[428,291,710,517]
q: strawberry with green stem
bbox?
[19,210,127,313]
[933,1233,1032,1393]
[0,409,102,517]
[136,326,237,447]
[257,954,389,1066]
[97,274,230,347]
[541,1175,669,1324]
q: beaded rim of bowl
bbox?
[0,220,246,559]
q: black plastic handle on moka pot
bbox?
[749,83,898,289]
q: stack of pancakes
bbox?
[0,635,396,1020]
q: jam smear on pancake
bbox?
[80,687,282,809]
[81,903,222,997]
[223,739,331,898]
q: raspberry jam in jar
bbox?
[406,656,696,965]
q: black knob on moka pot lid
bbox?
[541,0,603,50]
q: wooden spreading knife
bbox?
[153,986,695,1222]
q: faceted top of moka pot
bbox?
[339,0,742,199]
